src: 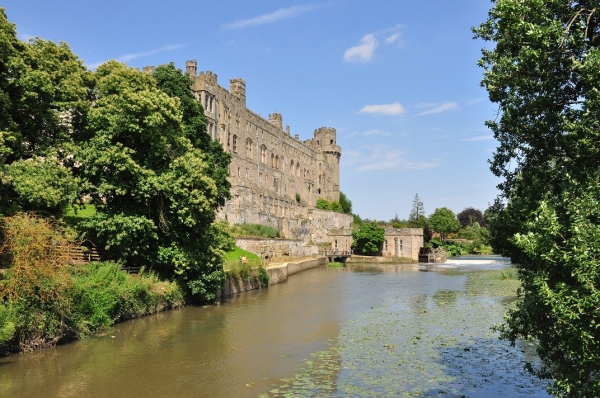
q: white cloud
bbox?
[363,129,390,136]
[385,33,400,44]
[342,146,436,172]
[359,102,406,116]
[222,5,316,29]
[459,135,494,142]
[466,97,486,105]
[344,34,379,62]
[85,44,185,70]
[344,24,401,63]
[417,102,459,116]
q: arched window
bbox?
[232,135,238,153]
[271,153,275,167]
[296,162,300,177]
[275,155,279,169]
[245,138,252,158]
[261,145,267,164]
[290,159,294,172]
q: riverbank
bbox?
[0,259,549,397]
[219,256,327,297]
[0,262,185,356]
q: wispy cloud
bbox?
[459,135,494,142]
[466,97,486,105]
[344,24,401,63]
[417,102,459,116]
[385,33,400,44]
[222,4,317,29]
[363,129,391,136]
[344,34,379,62]
[359,102,406,116]
[85,44,185,70]
[343,146,436,172]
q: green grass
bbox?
[63,204,96,227]
[328,262,345,268]
[224,246,261,262]
[230,223,281,238]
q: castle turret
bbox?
[230,78,246,106]
[186,60,197,76]
[313,127,341,201]
[268,113,283,130]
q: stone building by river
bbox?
[143,61,423,260]
[143,60,352,250]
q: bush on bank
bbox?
[0,214,183,353]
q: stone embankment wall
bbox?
[219,257,327,297]
[236,238,317,257]
[345,255,415,264]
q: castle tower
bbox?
[230,78,246,106]
[268,113,283,130]
[313,127,341,201]
[186,60,197,76]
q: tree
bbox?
[151,63,231,207]
[339,191,352,214]
[408,193,427,228]
[428,207,459,243]
[457,207,486,228]
[474,2,600,394]
[351,221,384,255]
[0,10,91,215]
[77,61,229,302]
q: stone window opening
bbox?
[318,188,321,194]
[246,138,253,158]
[245,168,249,178]
[237,167,240,177]
[271,153,275,168]
[275,155,279,169]
[232,135,238,153]
[261,145,267,164]
[260,172,263,182]
[385,240,388,251]
[330,139,333,144]
[296,162,300,177]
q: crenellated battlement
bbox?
[198,71,218,85]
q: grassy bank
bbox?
[0,214,184,354]
[0,261,184,354]
[224,246,269,286]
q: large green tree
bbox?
[351,221,384,255]
[475,1,600,395]
[428,207,459,243]
[0,9,91,215]
[77,61,230,301]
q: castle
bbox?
[142,61,422,260]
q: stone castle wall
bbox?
[144,60,349,245]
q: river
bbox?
[0,257,551,397]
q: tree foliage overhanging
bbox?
[0,9,233,303]
[475,1,600,395]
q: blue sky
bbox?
[5,0,500,221]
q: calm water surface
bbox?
[0,257,551,397]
